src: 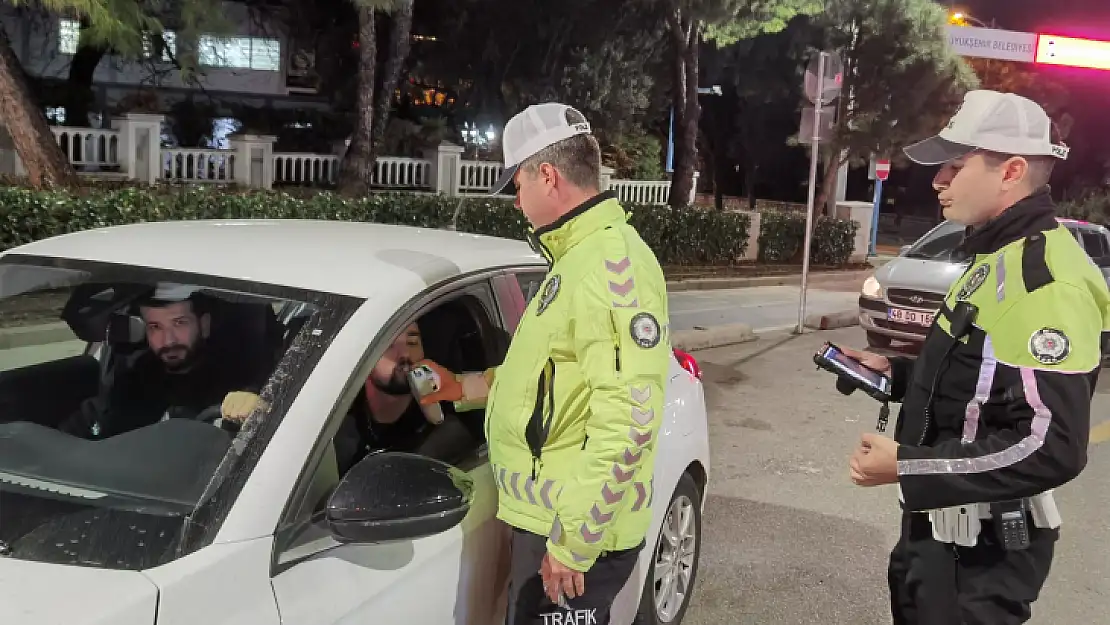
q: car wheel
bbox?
[866,332,892,348]
[633,472,702,625]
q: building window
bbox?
[143,31,177,62]
[58,19,80,55]
[198,35,281,71]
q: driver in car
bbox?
[58,287,266,439]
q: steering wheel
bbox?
[193,404,224,425]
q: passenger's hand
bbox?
[838,345,892,378]
[412,359,463,405]
[221,391,263,423]
[541,551,585,605]
[849,432,900,487]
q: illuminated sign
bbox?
[946,25,1037,63]
[1036,34,1110,70]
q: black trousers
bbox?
[506,527,643,625]
[888,510,1058,625]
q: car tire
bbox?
[633,472,703,625]
[866,332,892,348]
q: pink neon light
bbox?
[1035,34,1110,70]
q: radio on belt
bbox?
[991,499,1032,551]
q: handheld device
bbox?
[407,364,445,425]
[814,342,893,403]
[990,499,1031,551]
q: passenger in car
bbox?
[58,288,269,439]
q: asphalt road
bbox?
[668,272,867,333]
[682,326,1110,625]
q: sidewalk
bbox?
[666,267,874,292]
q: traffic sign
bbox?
[875,159,891,181]
[803,51,844,106]
[799,105,836,143]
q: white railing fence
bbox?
[0,113,694,206]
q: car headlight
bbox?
[861,275,883,299]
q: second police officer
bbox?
[837,90,1110,624]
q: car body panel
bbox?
[0,558,159,625]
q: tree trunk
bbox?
[0,26,78,189]
[336,5,378,197]
[745,160,758,211]
[63,27,107,127]
[369,0,414,165]
[669,26,700,208]
[814,154,841,219]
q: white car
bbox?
[0,219,711,625]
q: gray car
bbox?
[858,217,1110,351]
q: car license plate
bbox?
[888,307,934,327]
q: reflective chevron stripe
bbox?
[493,464,562,510]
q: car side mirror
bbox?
[899,245,912,256]
[325,452,474,544]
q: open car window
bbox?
[0,255,358,571]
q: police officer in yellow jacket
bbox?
[418,102,671,625]
[837,90,1110,624]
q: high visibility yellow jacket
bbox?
[484,191,671,572]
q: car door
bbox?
[268,276,513,625]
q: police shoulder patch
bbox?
[957,263,990,300]
[629,312,661,349]
[1029,327,1070,365]
[536,274,561,315]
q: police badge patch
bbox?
[1029,328,1070,365]
[630,312,661,349]
[957,263,990,300]
[536,274,561,315]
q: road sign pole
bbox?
[796,51,827,335]
[869,178,883,256]
[665,106,674,173]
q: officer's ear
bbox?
[998,155,1031,192]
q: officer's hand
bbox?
[221,391,264,423]
[412,359,463,405]
[839,345,892,378]
[849,432,899,487]
[541,551,585,604]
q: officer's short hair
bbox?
[980,120,1063,189]
[518,108,602,191]
[979,151,1055,189]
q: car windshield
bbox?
[903,220,966,262]
[0,255,356,571]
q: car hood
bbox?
[0,558,158,625]
[876,257,969,296]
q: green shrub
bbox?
[757,209,860,265]
[1058,190,1110,226]
[0,185,762,266]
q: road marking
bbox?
[1091,421,1110,445]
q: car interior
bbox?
[0,282,291,432]
[290,291,510,529]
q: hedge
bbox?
[758,210,860,265]
[0,184,859,266]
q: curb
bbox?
[672,323,757,352]
[0,322,77,350]
[666,269,872,293]
[804,309,860,331]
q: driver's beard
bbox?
[160,341,203,374]
[370,363,412,396]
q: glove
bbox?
[412,359,464,405]
[221,391,263,423]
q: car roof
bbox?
[2,219,547,298]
